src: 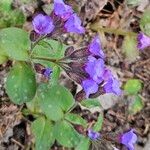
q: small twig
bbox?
[11,138,25,149]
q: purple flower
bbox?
[89,36,105,58]
[137,33,150,50]
[121,129,137,150]
[64,14,85,34]
[54,0,73,20]
[88,129,100,140]
[82,79,98,98]
[32,14,54,35]
[85,56,105,84]
[43,68,53,78]
[103,76,121,95]
[102,68,112,81]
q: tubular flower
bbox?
[64,14,85,34]
[88,129,100,140]
[89,36,105,58]
[121,129,137,150]
[137,33,150,50]
[32,14,54,35]
[85,56,105,84]
[54,0,73,20]
[82,79,99,98]
[42,68,53,78]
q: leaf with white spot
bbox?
[0,27,30,61]
[38,84,75,121]
[31,117,55,150]
[54,121,81,148]
[75,136,90,150]
[5,62,36,104]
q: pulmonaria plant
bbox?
[0,0,140,150]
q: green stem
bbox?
[91,25,137,36]
[32,56,58,63]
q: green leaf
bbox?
[0,27,30,61]
[65,113,87,128]
[81,99,101,108]
[38,84,75,121]
[32,39,67,67]
[92,114,103,132]
[127,0,141,6]
[26,95,42,114]
[0,0,12,12]
[122,35,139,63]
[0,55,8,64]
[129,95,144,114]
[140,9,150,36]
[75,136,90,150]
[5,62,36,104]
[50,65,61,85]
[31,117,55,150]
[124,79,142,95]
[54,121,81,148]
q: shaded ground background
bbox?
[0,0,150,149]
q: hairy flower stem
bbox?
[91,25,137,37]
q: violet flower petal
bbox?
[85,56,105,84]
[82,79,99,98]
[54,0,73,20]
[89,36,105,58]
[104,76,121,95]
[88,129,100,140]
[64,14,85,34]
[137,33,150,50]
[43,68,53,78]
[121,129,137,150]
[32,14,54,35]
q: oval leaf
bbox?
[93,114,103,132]
[38,84,75,121]
[75,136,90,150]
[124,79,142,95]
[0,27,30,61]
[81,98,101,108]
[54,121,81,148]
[31,117,55,150]
[5,62,36,104]
[65,113,87,128]
[129,95,144,114]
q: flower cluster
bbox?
[61,36,121,98]
[31,0,121,98]
[32,0,84,36]
[82,36,121,98]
